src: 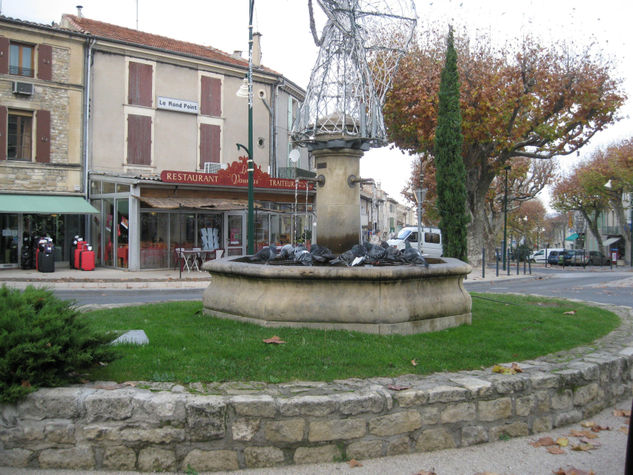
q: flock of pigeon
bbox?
[248,241,429,267]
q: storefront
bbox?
[89,158,316,270]
[0,194,99,269]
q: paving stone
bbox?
[181,449,239,472]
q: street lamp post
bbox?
[502,165,510,271]
[236,0,255,255]
[416,163,427,253]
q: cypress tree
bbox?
[434,27,469,261]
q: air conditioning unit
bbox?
[12,82,34,96]
[203,162,222,173]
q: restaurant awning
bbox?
[0,194,99,214]
[565,232,579,241]
[604,237,622,247]
[140,197,262,211]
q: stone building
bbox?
[0,15,96,268]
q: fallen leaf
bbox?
[571,443,596,451]
[414,471,437,475]
[511,362,523,373]
[531,436,557,447]
[563,310,576,315]
[619,426,629,433]
[262,336,286,344]
[569,430,597,439]
[614,409,631,417]
[547,446,565,454]
[492,364,517,375]
[556,437,569,447]
[387,384,410,391]
[590,424,610,432]
[553,468,595,475]
[21,380,31,388]
[411,359,418,366]
[580,421,595,428]
[348,459,363,468]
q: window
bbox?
[127,114,152,165]
[128,61,153,107]
[200,76,221,116]
[7,111,33,160]
[199,123,221,168]
[9,42,34,77]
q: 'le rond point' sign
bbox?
[160,157,314,191]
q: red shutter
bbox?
[128,62,153,107]
[127,114,152,165]
[37,44,52,81]
[201,77,221,116]
[0,37,8,75]
[35,109,51,163]
[199,124,221,168]
[0,106,6,161]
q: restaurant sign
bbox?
[160,156,314,191]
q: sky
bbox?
[2,0,632,205]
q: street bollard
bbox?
[507,246,511,276]
[482,248,485,279]
[528,259,531,275]
[523,258,526,275]
[496,248,499,277]
[517,255,519,275]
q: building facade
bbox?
[0,16,96,268]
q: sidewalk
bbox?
[0,262,542,290]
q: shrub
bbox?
[0,285,116,403]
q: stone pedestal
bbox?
[312,147,364,254]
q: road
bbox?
[54,288,204,307]
[465,268,632,307]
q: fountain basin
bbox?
[202,257,472,335]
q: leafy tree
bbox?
[384,30,625,264]
[433,27,468,261]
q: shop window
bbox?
[7,110,33,160]
[128,61,153,107]
[9,42,34,77]
[255,213,270,251]
[140,212,169,268]
[198,214,222,252]
[127,114,152,165]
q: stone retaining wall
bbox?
[1,304,632,472]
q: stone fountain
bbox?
[202,0,471,334]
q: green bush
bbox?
[0,285,116,403]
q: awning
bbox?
[604,237,622,247]
[565,232,579,241]
[140,197,262,211]
[0,194,98,214]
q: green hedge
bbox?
[0,286,115,403]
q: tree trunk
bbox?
[610,197,632,266]
[582,210,604,252]
[466,167,495,266]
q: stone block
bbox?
[478,398,512,422]
[419,406,441,424]
[138,447,176,472]
[515,395,535,417]
[461,425,488,446]
[386,436,411,456]
[551,390,573,410]
[0,448,32,468]
[309,418,365,442]
[532,416,553,433]
[39,446,94,469]
[231,395,276,418]
[553,410,583,428]
[264,418,305,443]
[102,446,136,470]
[232,418,260,441]
[279,395,336,417]
[369,410,422,436]
[337,391,386,415]
[489,375,528,394]
[440,402,476,423]
[82,424,117,441]
[19,388,83,420]
[141,392,186,423]
[449,376,493,397]
[490,421,528,440]
[573,383,599,405]
[294,444,340,464]
[244,446,285,468]
[394,389,429,407]
[426,385,469,403]
[185,395,226,441]
[119,427,185,444]
[415,428,456,452]
[84,390,136,422]
[182,449,239,472]
[347,439,384,459]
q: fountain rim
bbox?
[202,256,472,281]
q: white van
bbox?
[529,248,563,264]
[386,226,443,257]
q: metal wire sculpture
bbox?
[292,0,417,150]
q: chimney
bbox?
[252,32,262,67]
[232,50,243,60]
[76,5,83,17]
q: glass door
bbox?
[0,214,19,268]
[226,213,245,256]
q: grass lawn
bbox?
[81,293,620,384]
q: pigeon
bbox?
[310,244,336,264]
[249,245,277,263]
[294,249,313,266]
[330,249,356,266]
[364,242,386,261]
[350,243,367,257]
[277,244,295,261]
[403,240,429,267]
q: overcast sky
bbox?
[3,0,632,205]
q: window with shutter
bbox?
[9,42,34,77]
[127,114,152,165]
[7,109,33,161]
[128,61,153,107]
[200,76,222,117]
[0,106,7,160]
[35,110,50,163]
[199,124,221,169]
[0,37,9,75]
[37,44,52,81]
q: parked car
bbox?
[547,249,575,265]
[569,249,589,266]
[588,251,610,266]
[530,248,563,264]
[386,226,443,257]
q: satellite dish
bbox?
[289,149,300,163]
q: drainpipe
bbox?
[83,36,95,241]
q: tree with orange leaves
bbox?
[384,30,625,263]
